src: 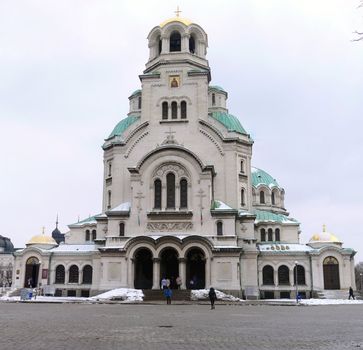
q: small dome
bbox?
[159,17,193,28]
[252,167,281,189]
[0,235,14,253]
[27,234,57,246]
[309,225,342,243]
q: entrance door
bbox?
[186,248,205,289]
[24,257,40,288]
[160,248,179,289]
[323,256,340,290]
[134,248,153,289]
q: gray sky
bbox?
[1,0,363,260]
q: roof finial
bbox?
[323,224,326,232]
[42,226,45,235]
[175,5,182,17]
[56,214,59,229]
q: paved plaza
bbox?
[0,303,363,349]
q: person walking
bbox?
[164,287,172,305]
[208,287,217,309]
[349,286,355,300]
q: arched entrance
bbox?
[160,248,179,289]
[186,248,205,289]
[323,256,340,290]
[24,257,40,288]
[134,248,153,289]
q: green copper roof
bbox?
[254,209,299,224]
[251,167,280,188]
[209,85,226,93]
[130,89,141,97]
[107,115,140,140]
[210,111,248,135]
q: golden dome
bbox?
[309,225,341,243]
[27,234,57,246]
[159,17,192,28]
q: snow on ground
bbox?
[300,298,363,306]
[89,288,143,302]
[0,288,143,303]
[191,289,243,302]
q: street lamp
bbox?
[294,261,299,304]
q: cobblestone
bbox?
[0,303,362,349]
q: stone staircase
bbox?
[143,289,191,301]
[316,289,362,300]
[8,288,22,297]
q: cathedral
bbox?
[13,14,356,299]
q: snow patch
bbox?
[300,298,363,306]
[90,288,143,302]
[191,289,243,302]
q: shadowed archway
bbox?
[186,248,205,289]
[134,248,153,289]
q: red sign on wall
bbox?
[42,269,48,279]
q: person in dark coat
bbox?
[208,287,217,309]
[349,287,355,300]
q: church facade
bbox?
[13,16,356,299]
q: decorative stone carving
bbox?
[153,162,189,178]
[146,222,193,231]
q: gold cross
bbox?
[42,226,45,234]
[175,6,182,17]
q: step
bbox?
[143,289,191,301]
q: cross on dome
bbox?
[174,6,182,17]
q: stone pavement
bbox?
[0,303,363,350]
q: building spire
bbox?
[56,214,59,229]
[174,5,182,17]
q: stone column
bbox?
[274,270,278,286]
[161,36,168,54]
[290,269,294,287]
[175,184,180,209]
[179,258,187,289]
[182,34,189,52]
[152,258,160,289]
[128,258,134,288]
[205,257,211,288]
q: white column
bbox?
[179,258,187,289]
[205,257,211,288]
[152,258,160,289]
[161,36,168,54]
[274,270,278,286]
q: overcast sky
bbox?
[1,0,363,260]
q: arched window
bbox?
[275,228,280,242]
[294,265,306,285]
[85,230,90,241]
[108,190,112,209]
[154,179,162,209]
[166,173,175,209]
[278,265,290,285]
[217,221,223,236]
[262,265,274,285]
[119,222,125,236]
[268,228,273,241]
[170,31,181,52]
[180,179,188,209]
[189,35,195,53]
[55,265,65,284]
[138,96,142,109]
[212,93,216,106]
[181,101,187,119]
[171,101,177,119]
[260,191,265,204]
[92,230,96,241]
[271,191,276,205]
[260,228,266,242]
[82,265,93,284]
[162,102,168,119]
[158,36,162,55]
[240,160,244,173]
[241,188,245,206]
[69,265,79,283]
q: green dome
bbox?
[210,111,248,135]
[129,89,141,98]
[252,167,280,189]
[209,85,227,93]
[106,115,139,140]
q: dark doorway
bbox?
[24,257,40,288]
[186,248,205,289]
[134,248,153,289]
[160,248,179,289]
[323,256,340,290]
